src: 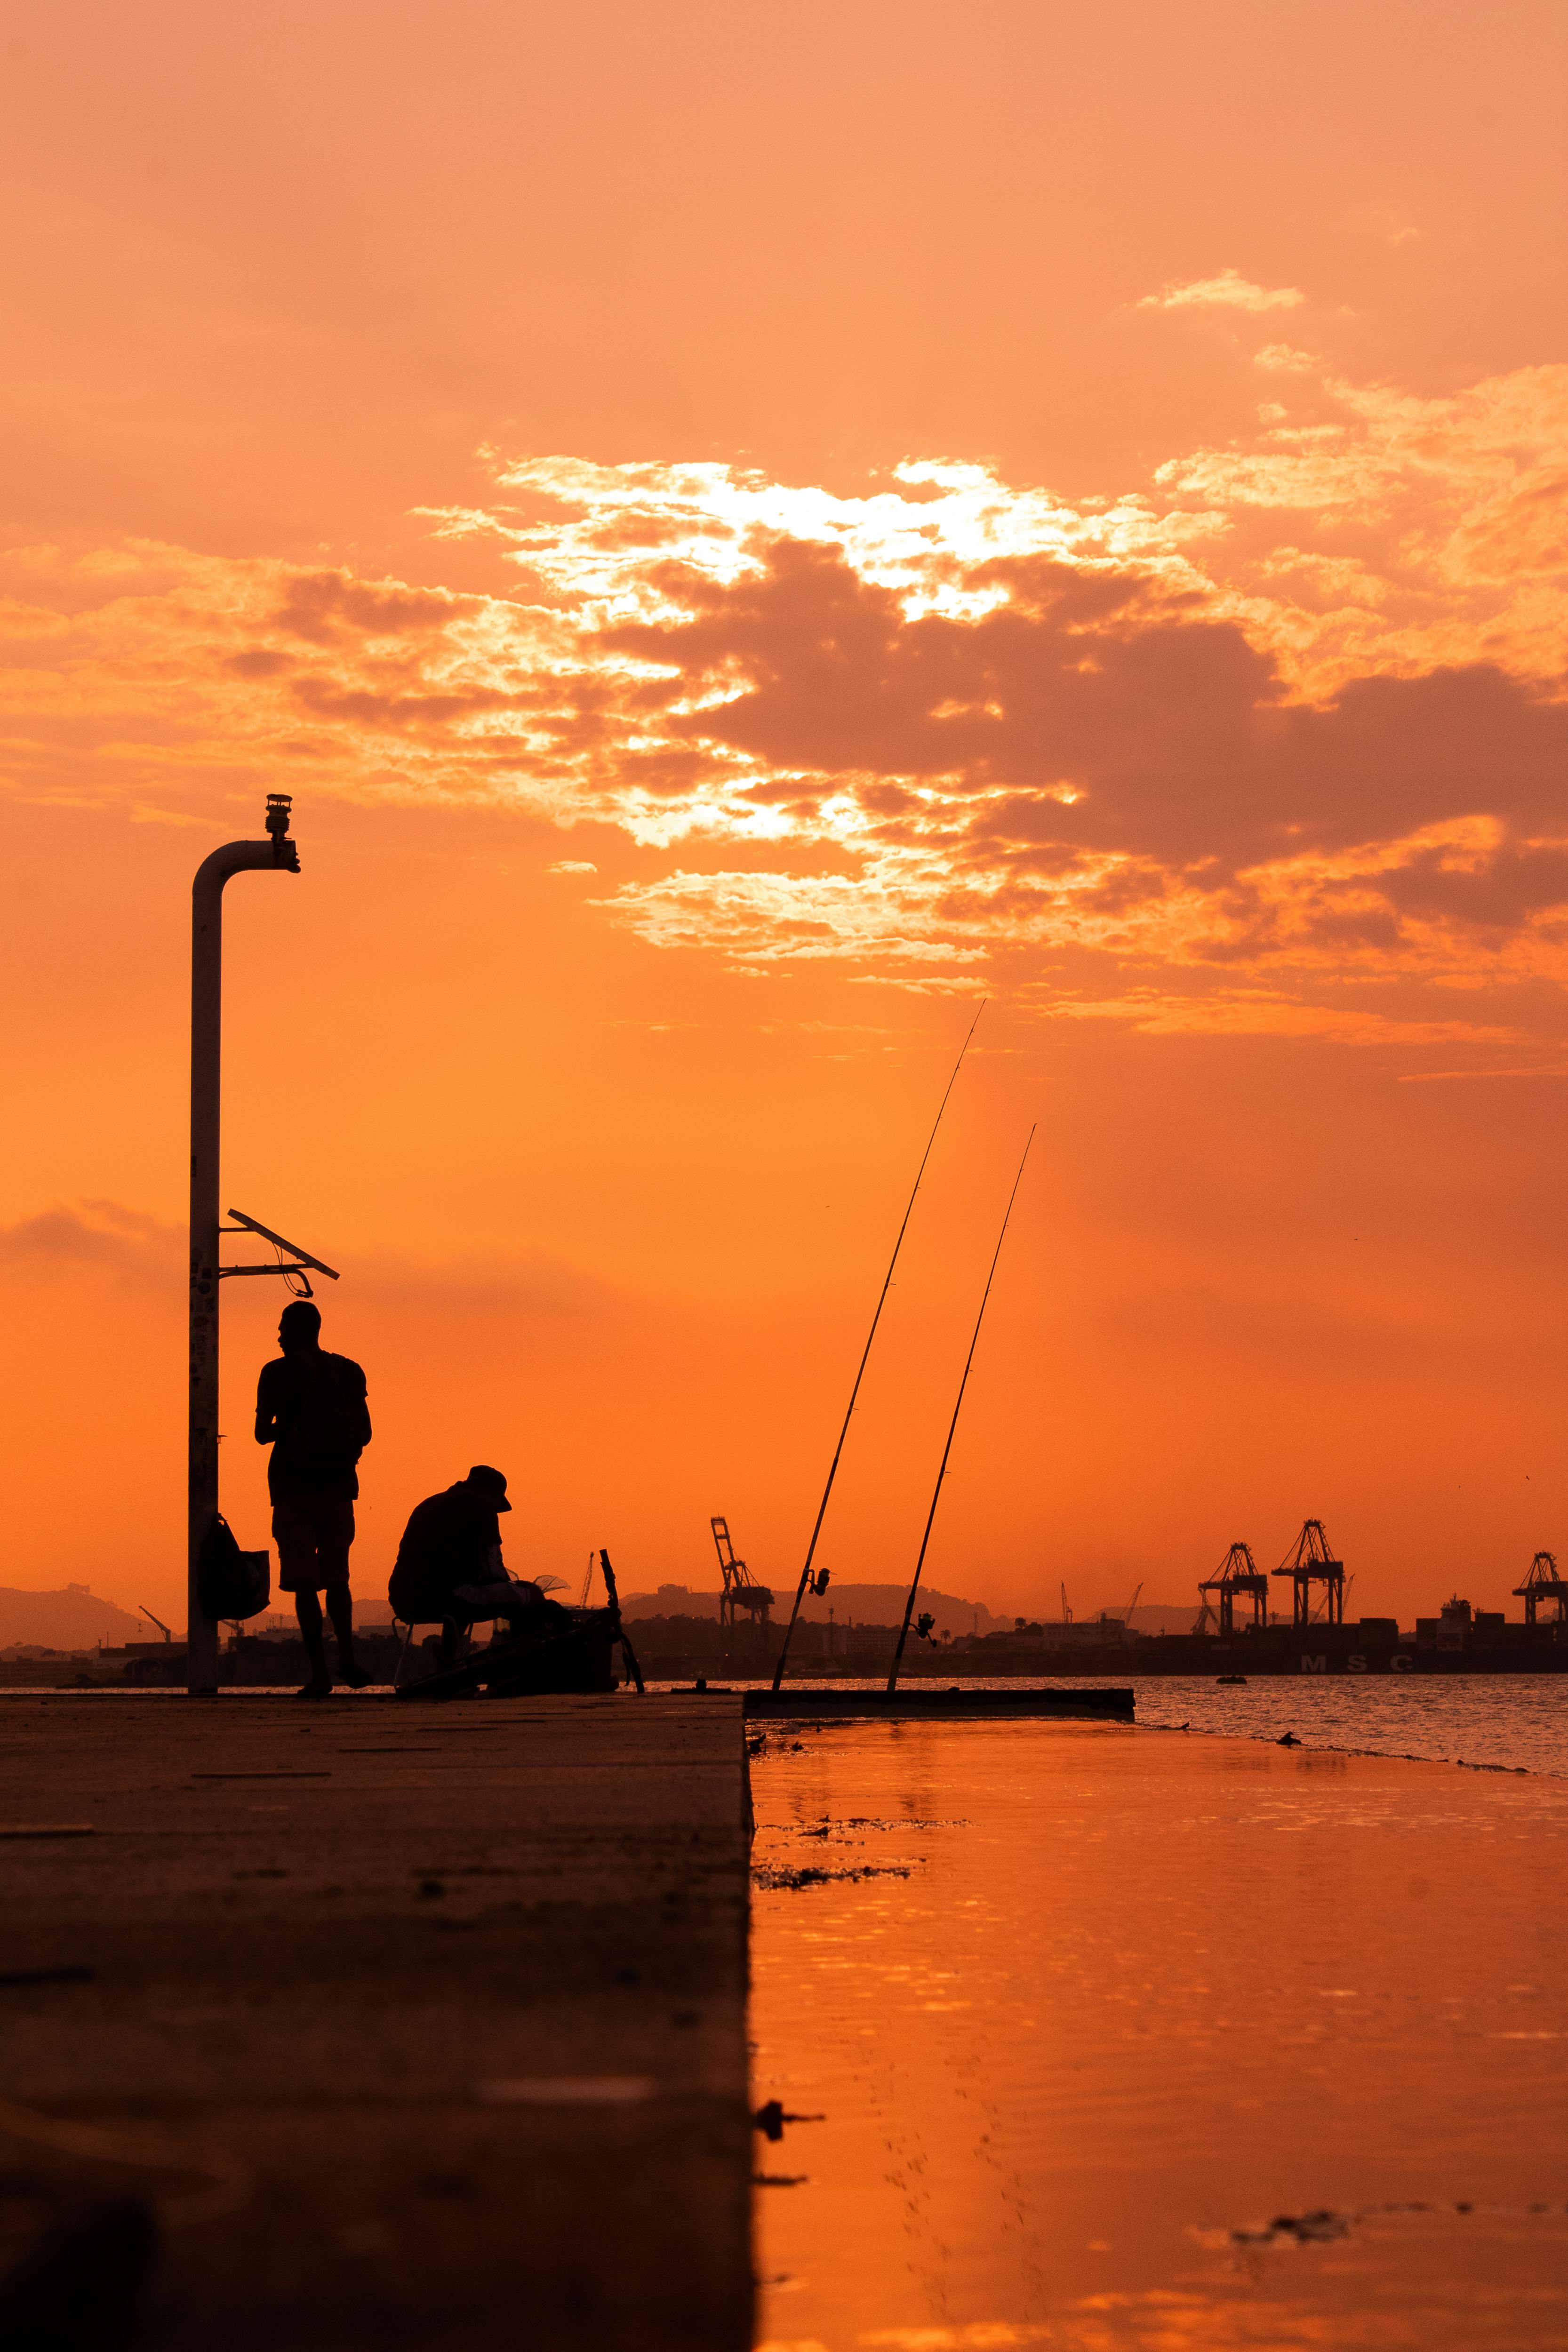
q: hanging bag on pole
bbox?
[197,1514,271,1622]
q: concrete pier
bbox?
[746,1685,1133,1720]
[0,1693,752,2350]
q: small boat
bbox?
[1217,1674,1247,1686]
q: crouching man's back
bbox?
[389,1465,510,1629]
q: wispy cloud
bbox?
[0,1201,183,1288]
[1139,267,1305,313]
[351,1245,616,1320]
[0,1201,616,1323]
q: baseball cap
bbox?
[466,1464,512,1512]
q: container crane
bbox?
[1515,1551,1568,1626]
[1272,1520,1345,1628]
[711,1517,775,1634]
[1196,1544,1269,1637]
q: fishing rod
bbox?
[887,1124,1036,1693]
[771,1002,986,1692]
[598,1548,645,1695]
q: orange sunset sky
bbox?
[3,0,1566,1633]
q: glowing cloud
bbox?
[1139,267,1305,313]
[2,355,1564,1045]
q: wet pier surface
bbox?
[0,1693,752,2351]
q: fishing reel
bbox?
[809,1569,830,1598]
[914,1610,936,1643]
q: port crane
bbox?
[711,1517,774,1634]
[1196,1544,1269,1637]
[1514,1551,1568,1626]
[139,1605,174,1644]
[1272,1519,1345,1628]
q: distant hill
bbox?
[1128,1602,1203,1636]
[1013,1605,1202,1637]
[618,1583,1009,1638]
[0,1583,148,1653]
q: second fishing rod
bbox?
[771,1003,985,1690]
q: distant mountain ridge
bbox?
[1001,1604,1200,1638]
[0,1583,1199,1652]
[0,1583,148,1652]
[1128,1602,1202,1636]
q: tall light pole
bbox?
[188,796,299,1695]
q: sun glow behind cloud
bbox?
[423,452,1207,638]
[1,351,1565,1047]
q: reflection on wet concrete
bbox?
[749,1720,1568,2351]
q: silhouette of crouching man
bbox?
[389,1466,565,1669]
[255,1300,373,1698]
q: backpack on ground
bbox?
[197,1514,271,1622]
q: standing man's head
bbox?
[278,1300,323,1356]
[464,1464,512,1513]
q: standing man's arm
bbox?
[255,1361,279,1446]
[352,1365,372,1452]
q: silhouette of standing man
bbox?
[255,1299,372,1697]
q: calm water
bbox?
[743,1673,1568,1776]
[1122,1673,1568,1776]
[749,1715,1568,2351]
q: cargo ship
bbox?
[950,1594,1568,1677]
[948,1539,1568,1677]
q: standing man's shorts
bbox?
[272,1493,356,1592]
